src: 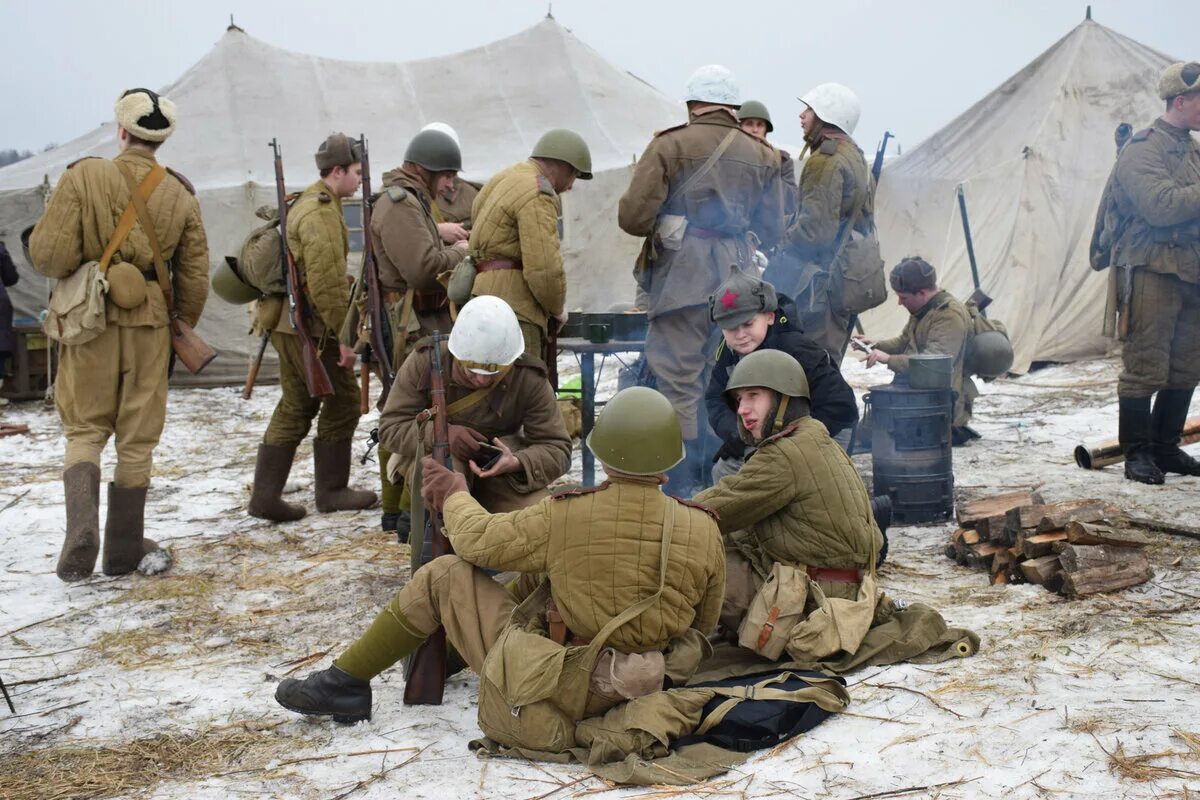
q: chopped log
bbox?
[957,490,1045,527]
[951,528,981,546]
[991,548,1015,576]
[1019,554,1063,585]
[1061,558,1153,598]
[991,570,1009,586]
[964,542,1005,570]
[943,543,958,562]
[1118,515,1200,542]
[1056,544,1146,573]
[1064,522,1150,548]
[1032,499,1118,532]
[1020,530,1068,559]
[975,514,1010,541]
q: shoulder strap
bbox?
[445,364,513,416]
[665,128,739,208]
[99,163,166,276]
[116,162,173,313]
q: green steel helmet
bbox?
[404,129,462,173]
[724,349,810,405]
[586,387,685,475]
[737,99,773,132]
[966,330,1014,378]
[211,257,260,305]
[531,128,593,179]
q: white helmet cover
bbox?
[448,295,525,374]
[798,82,861,136]
[683,64,741,107]
[420,121,460,147]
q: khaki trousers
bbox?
[719,549,860,638]
[1119,270,1200,398]
[519,320,545,361]
[389,555,515,672]
[645,306,712,440]
[263,333,362,447]
[56,323,170,488]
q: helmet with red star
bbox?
[708,267,778,329]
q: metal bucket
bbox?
[907,354,953,389]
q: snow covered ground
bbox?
[1,354,1198,799]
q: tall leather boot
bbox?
[1119,396,1164,485]
[102,484,167,576]
[57,462,101,582]
[313,438,378,513]
[1152,388,1200,476]
[248,443,307,522]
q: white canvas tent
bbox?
[0,17,679,385]
[864,17,1176,373]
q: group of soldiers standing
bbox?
[19,55,1200,760]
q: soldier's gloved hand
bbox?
[421,457,469,512]
[447,425,488,461]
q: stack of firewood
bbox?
[944,489,1155,597]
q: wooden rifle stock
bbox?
[243,331,271,400]
[360,356,370,414]
[403,331,454,706]
[271,138,334,398]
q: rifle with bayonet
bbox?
[271,138,334,398]
[352,135,395,412]
[403,331,453,706]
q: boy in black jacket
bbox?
[705,268,857,481]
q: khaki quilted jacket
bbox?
[694,417,882,571]
[29,149,209,328]
[442,476,726,652]
[469,160,565,331]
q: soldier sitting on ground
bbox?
[274,386,726,731]
[860,257,980,446]
[705,267,857,483]
[694,350,976,671]
[377,295,571,528]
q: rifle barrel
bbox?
[956,185,986,318]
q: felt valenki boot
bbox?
[313,438,377,512]
[248,443,307,522]
[56,462,101,582]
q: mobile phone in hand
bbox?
[470,443,503,471]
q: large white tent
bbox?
[863,17,1176,373]
[0,17,678,385]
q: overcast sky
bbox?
[1,0,1193,158]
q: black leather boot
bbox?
[275,665,371,723]
[1119,396,1164,485]
[382,511,412,544]
[1152,388,1200,476]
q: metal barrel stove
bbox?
[869,355,955,524]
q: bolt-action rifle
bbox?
[353,135,394,412]
[403,331,453,706]
[271,139,334,398]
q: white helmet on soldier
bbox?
[421,122,460,147]
[798,82,861,136]
[448,296,525,375]
[683,64,741,107]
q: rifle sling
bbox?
[101,163,167,276]
[116,162,175,317]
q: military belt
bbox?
[476,258,523,273]
[807,566,862,585]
